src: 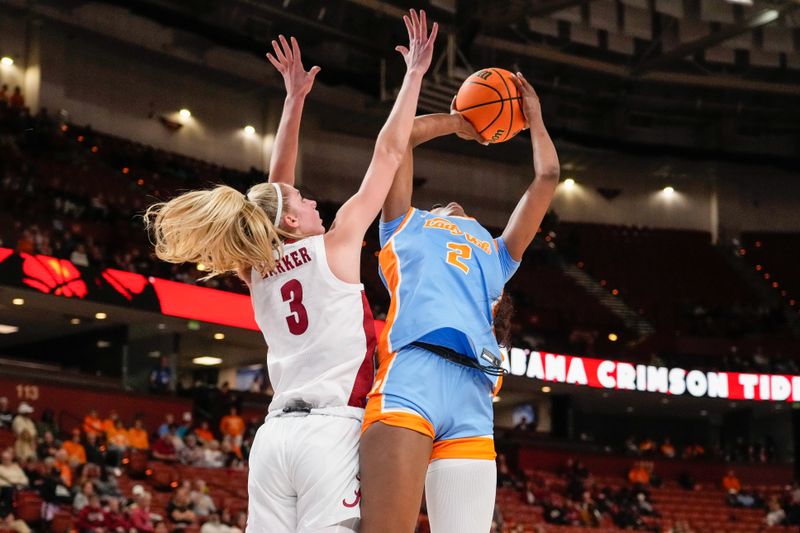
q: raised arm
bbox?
[265,35,320,185]
[500,72,560,261]
[327,10,437,243]
[382,112,482,221]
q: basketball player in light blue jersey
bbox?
[359,73,560,533]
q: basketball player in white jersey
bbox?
[145,10,438,532]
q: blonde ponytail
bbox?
[144,184,293,279]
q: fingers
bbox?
[271,39,286,64]
[290,36,302,63]
[403,15,414,42]
[427,21,439,47]
[395,45,409,57]
[410,9,420,40]
[265,53,282,71]
[420,9,427,41]
[279,35,292,62]
[309,65,321,79]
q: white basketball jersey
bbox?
[250,235,376,414]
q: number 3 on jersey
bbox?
[446,242,472,274]
[280,279,309,335]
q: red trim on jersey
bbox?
[347,291,377,408]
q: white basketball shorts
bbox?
[246,407,363,532]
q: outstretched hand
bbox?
[395,9,438,75]
[511,72,541,128]
[267,35,321,98]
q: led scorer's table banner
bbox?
[501,348,800,402]
[1,248,796,402]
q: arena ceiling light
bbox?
[0,57,13,66]
[244,125,256,135]
[213,333,225,340]
[541,385,552,393]
[193,356,223,366]
[0,324,19,334]
[563,178,575,189]
[95,312,108,320]
[70,318,81,325]
[608,333,618,342]
[179,109,192,120]
[662,186,675,195]
[11,298,24,306]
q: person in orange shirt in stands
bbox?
[127,418,149,451]
[102,411,120,436]
[639,437,655,455]
[82,409,103,438]
[219,407,245,456]
[194,420,214,444]
[53,449,73,488]
[628,462,650,486]
[62,428,87,465]
[722,470,741,493]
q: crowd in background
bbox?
[0,394,254,532]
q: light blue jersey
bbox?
[377,207,520,384]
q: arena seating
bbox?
[554,223,789,343]
[741,232,800,310]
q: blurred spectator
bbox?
[628,462,650,487]
[0,448,29,514]
[179,434,204,466]
[9,87,24,109]
[36,408,59,437]
[200,512,230,533]
[104,496,130,532]
[176,412,193,439]
[82,409,104,438]
[0,511,31,533]
[203,440,225,468]
[0,398,12,429]
[638,437,655,455]
[11,403,36,462]
[151,431,178,462]
[37,430,61,460]
[76,493,105,532]
[219,407,245,456]
[0,84,7,105]
[190,479,216,517]
[70,243,89,266]
[168,487,198,526]
[129,491,155,532]
[722,470,741,493]
[765,496,786,526]
[194,420,215,444]
[128,418,149,451]
[83,432,105,466]
[102,411,120,436]
[150,356,173,393]
[63,428,87,465]
[157,414,175,438]
[106,419,129,467]
[73,480,96,512]
[54,449,73,487]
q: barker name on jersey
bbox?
[264,246,313,278]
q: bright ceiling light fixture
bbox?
[193,356,223,366]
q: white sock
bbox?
[425,458,497,533]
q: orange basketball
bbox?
[454,68,526,144]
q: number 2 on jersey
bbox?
[280,279,309,335]
[446,242,472,274]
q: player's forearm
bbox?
[528,116,560,184]
[410,113,461,147]
[269,94,306,184]
[373,70,424,161]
